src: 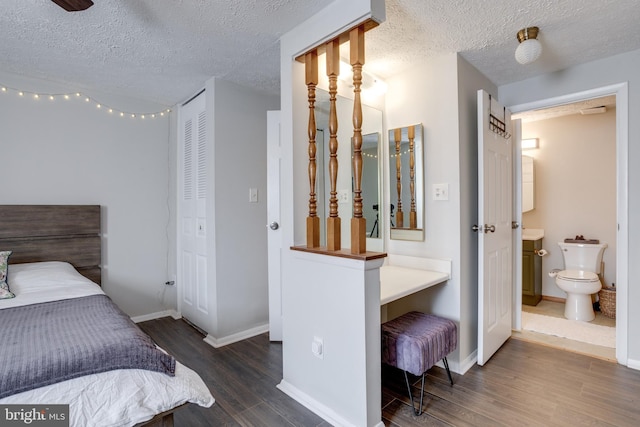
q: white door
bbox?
[477,90,514,365]
[267,111,283,341]
[178,91,210,332]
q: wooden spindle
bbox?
[408,125,417,229]
[305,50,320,248]
[326,39,341,250]
[394,128,404,228]
[350,25,366,254]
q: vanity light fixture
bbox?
[515,27,542,65]
[521,138,539,150]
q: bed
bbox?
[0,205,214,427]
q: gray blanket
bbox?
[0,294,175,399]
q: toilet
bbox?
[552,241,607,321]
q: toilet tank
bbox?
[558,242,607,273]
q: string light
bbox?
[389,149,412,158]
[0,84,171,120]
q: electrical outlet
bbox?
[311,336,324,359]
[338,189,349,203]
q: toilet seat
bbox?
[556,269,599,282]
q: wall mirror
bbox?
[315,88,384,251]
[388,124,424,241]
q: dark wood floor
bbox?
[140,317,640,426]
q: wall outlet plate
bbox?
[249,188,258,203]
[311,336,324,359]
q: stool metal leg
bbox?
[442,357,454,385]
[403,370,426,416]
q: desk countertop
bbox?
[380,265,449,305]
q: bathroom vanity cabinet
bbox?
[522,238,542,305]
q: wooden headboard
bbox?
[0,205,101,284]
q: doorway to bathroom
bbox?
[509,83,628,363]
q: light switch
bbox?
[249,188,258,203]
[433,183,449,201]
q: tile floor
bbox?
[513,299,617,361]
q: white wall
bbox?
[279,1,387,425]
[499,49,639,365]
[0,70,177,317]
[205,77,280,339]
[521,110,617,298]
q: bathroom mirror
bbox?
[388,124,424,241]
[315,89,384,251]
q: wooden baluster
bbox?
[326,39,341,250]
[350,26,366,254]
[408,125,417,229]
[305,50,320,248]
[394,128,404,228]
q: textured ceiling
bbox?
[1,0,639,106]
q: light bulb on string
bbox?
[0,83,172,121]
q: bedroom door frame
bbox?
[176,88,211,333]
[508,82,629,366]
[267,110,283,341]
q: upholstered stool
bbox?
[381,311,457,415]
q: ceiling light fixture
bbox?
[580,106,607,115]
[515,27,542,65]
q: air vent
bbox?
[183,119,193,200]
[197,111,207,199]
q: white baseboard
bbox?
[626,358,640,371]
[433,349,476,375]
[203,323,269,348]
[459,349,478,374]
[276,380,384,427]
[131,309,180,323]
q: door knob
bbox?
[472,224,482,233]
[269,221,279,230]
[485,224,496,233]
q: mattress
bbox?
[0,261,214,427]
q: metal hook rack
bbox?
[488,95,511,139]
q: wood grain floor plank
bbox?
[234,402,297,427]
[139,318,325,427]
[139,319,640,427]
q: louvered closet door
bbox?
[178,91,210,332]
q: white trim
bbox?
[459,349,479,375]
[277,380,384,427]
[131,309,180,324]
[202,323,269,348]
[509,82,629,366]
[627,358,640,371]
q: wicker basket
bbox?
[598,286,616,319]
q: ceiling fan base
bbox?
[51,0,94,12]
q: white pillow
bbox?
[1,262,102,309]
